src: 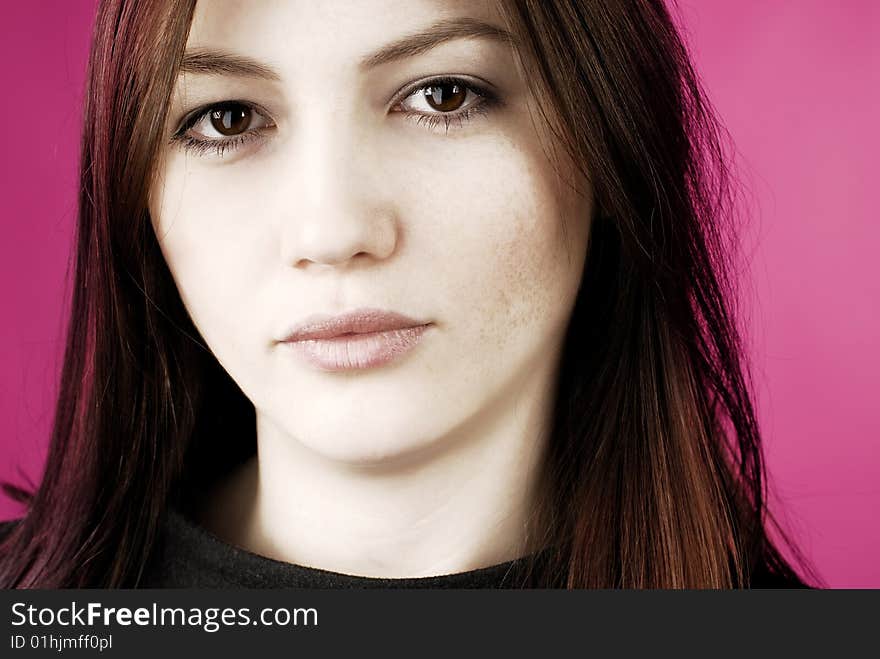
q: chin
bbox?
[287,414,445,467]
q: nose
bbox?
[277,115,399,269]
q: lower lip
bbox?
[282,325,431,371]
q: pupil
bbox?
[425,83,466,112]
[210,105,250,135]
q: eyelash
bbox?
[169,76,499,158]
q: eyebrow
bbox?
[179,17,515,80]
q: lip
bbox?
[278,308,432,371]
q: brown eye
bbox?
[422,83,467,112]
[396,78,492,123]
[209,104,252,136]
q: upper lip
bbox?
[279,308,430,342]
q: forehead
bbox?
[186,0,505,64]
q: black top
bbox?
[0,512,812,588]
[139,508,544,588]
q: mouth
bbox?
[278,308,432,371]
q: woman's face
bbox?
[150,0,592,464]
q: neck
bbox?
[199,370,556,578]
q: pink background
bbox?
[1,2,877,587]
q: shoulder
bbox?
[749,557,816,589]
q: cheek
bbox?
[149,159,271,357]
[396,136,588,350]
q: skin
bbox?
[149,0,592,578]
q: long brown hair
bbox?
[1,0,820,588]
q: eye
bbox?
[200,103,270,137]
[170,101,275,158]
[393,76,500,134]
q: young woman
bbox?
[0,0,821,588]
